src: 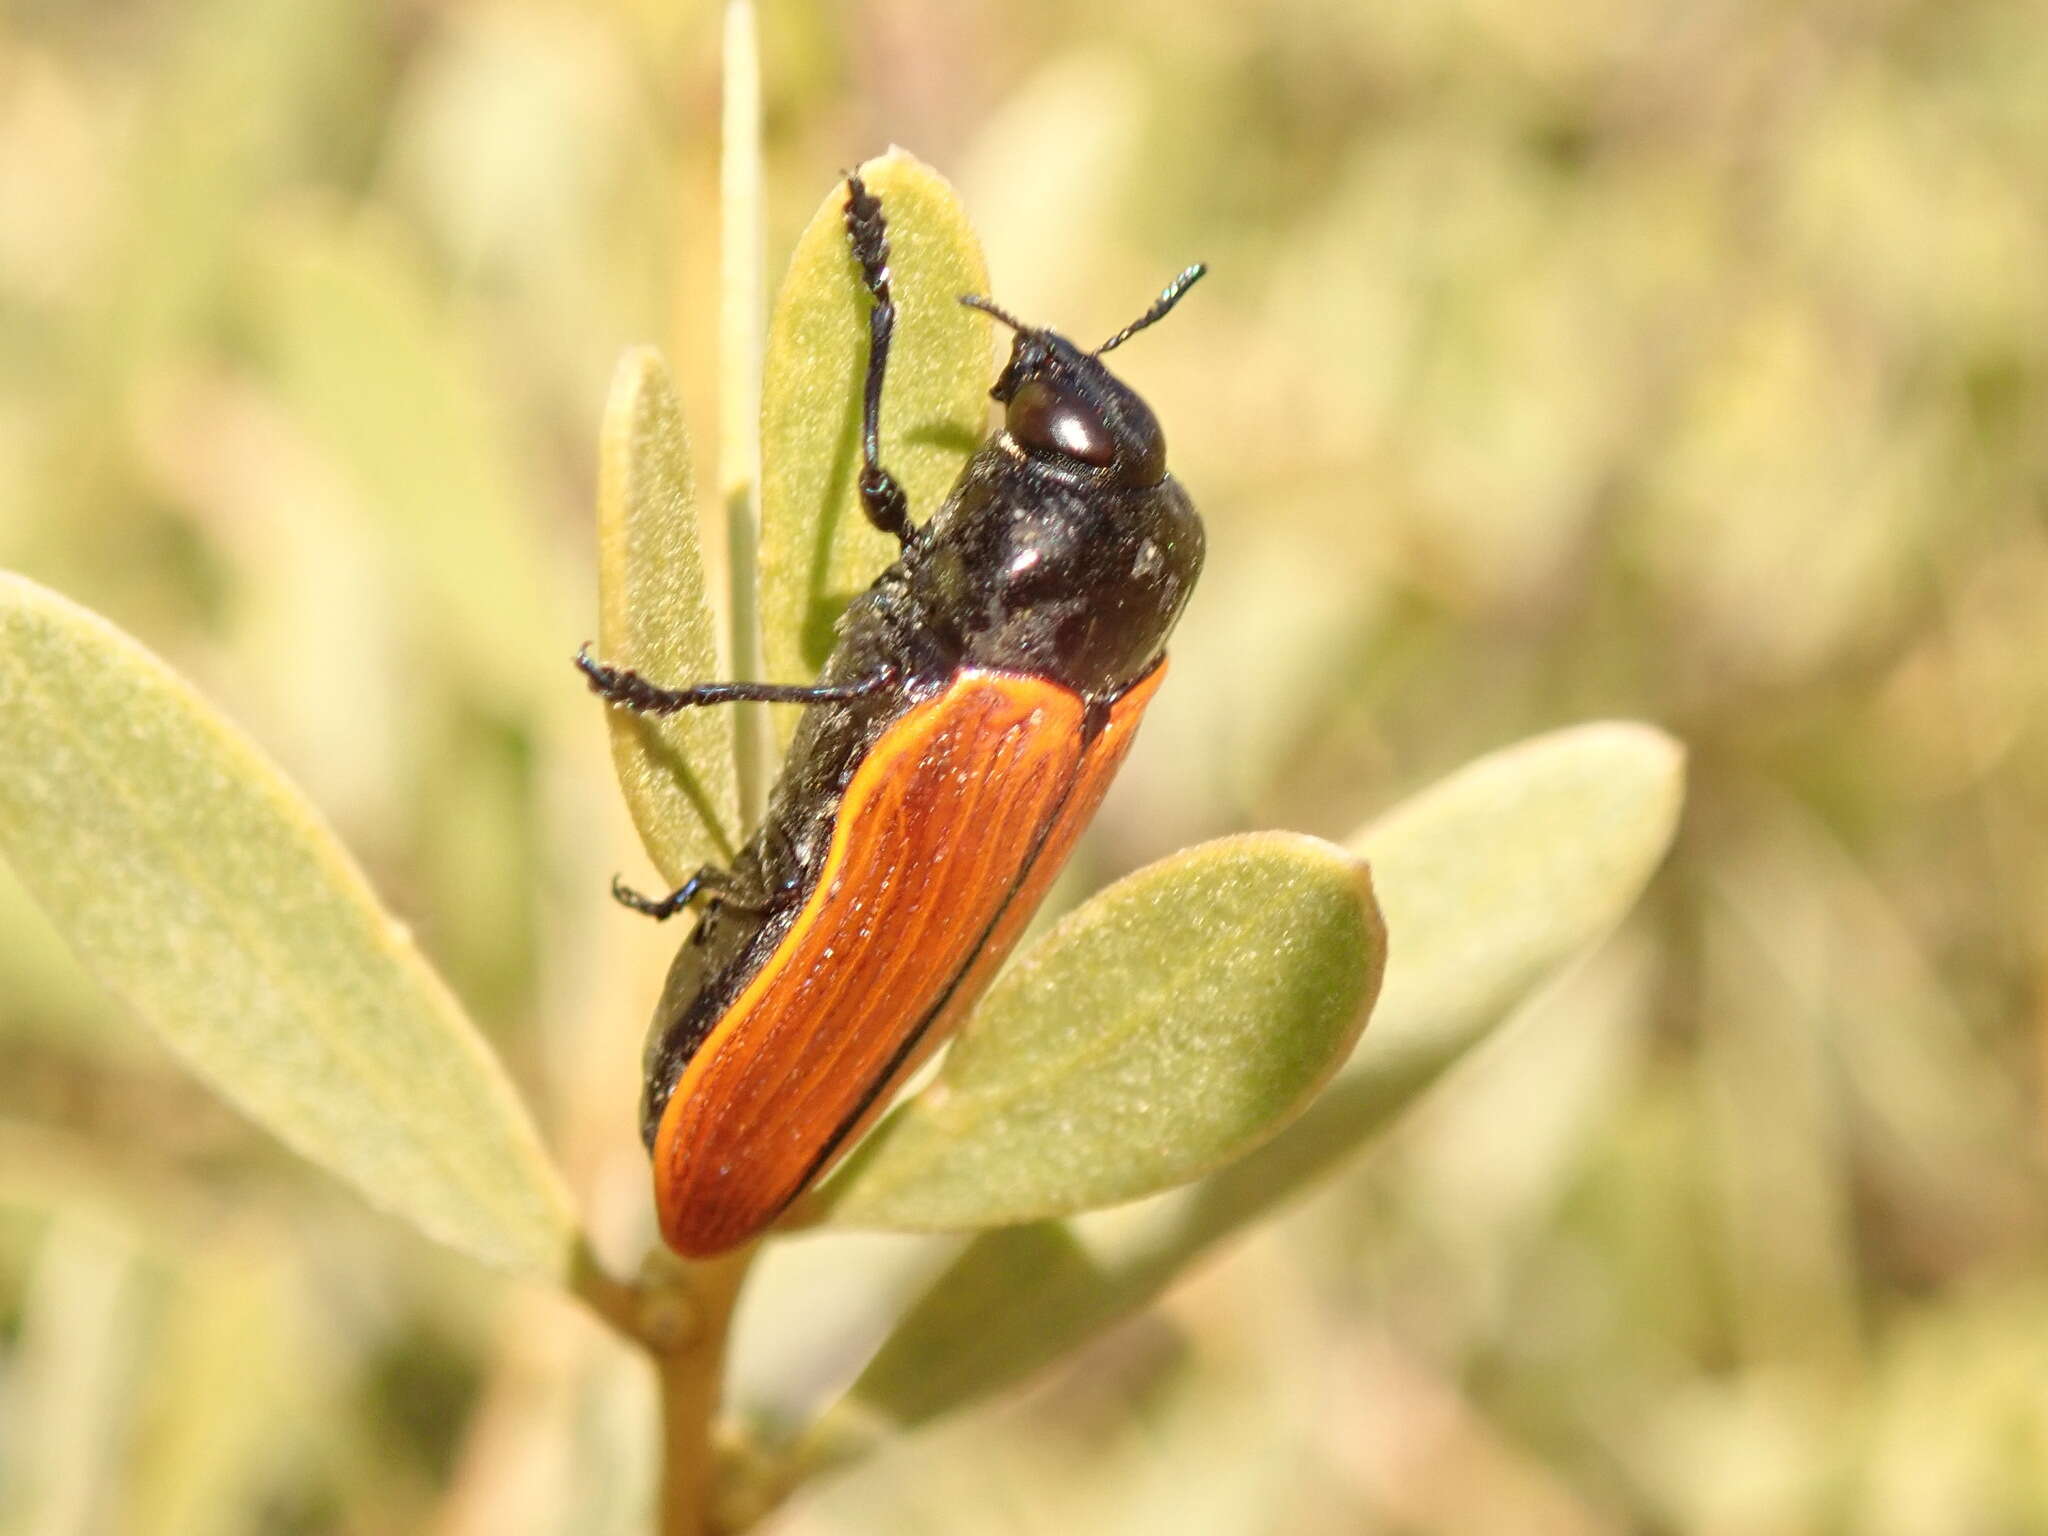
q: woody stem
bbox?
[570,1240,756,1536]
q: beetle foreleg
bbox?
[577,645,893,713]
[843,174,913,548]
[611,865,760,922]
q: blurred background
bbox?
[4,1,2048,1531]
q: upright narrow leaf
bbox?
[0,574,579,1278]
[595,348,738,881]
[757,150,991,736]
[717,0,771,828]
[841,723,1684,1432]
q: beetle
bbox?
[578,172,1206,1258]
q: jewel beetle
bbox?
[579,173,1206,1258]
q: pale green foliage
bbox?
[596,347,739,879]
[0,574,577,1278]
[823,834,1384,1229]
[0,0,1820,1523]
[1343,721,1686,1119]
[0,112,1694,1530]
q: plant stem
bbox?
[651,1249,753,1536]
[568,1237,643,1338]
[719,0,769,830]
[569,1240,756,1535]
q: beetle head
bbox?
[961,263,1205,491]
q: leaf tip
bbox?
[1573,719,1688,844]
[608,342,668,397]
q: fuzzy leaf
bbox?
[757,149,991,735]
[595,347,738,880]
[0,573,579,1278]
[821,834,1384,1230]
[843,723,1684,1431]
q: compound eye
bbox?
[1007,377,1116,468]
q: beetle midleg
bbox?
[842,173,912,548]
[576,645,893,714]
[610,863,759,922]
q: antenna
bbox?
[958,293,1030,333]
[1097,263,1208,355]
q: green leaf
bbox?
[839,723,1684,1433]
[814,1223,1113,1435]
[821,833,1384,1230]
[1337,720,1686,1110]
[757,149,992,732]
[0,573,579,1279]
[595,347,738,881]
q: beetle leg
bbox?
[843,174,913,548]
[577,645,893,714]
[611,865,761,922]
